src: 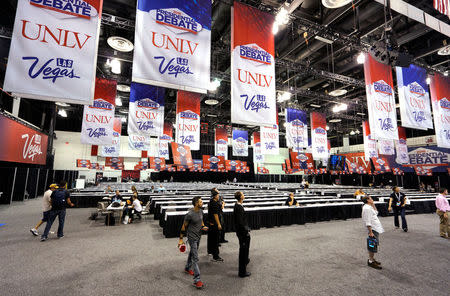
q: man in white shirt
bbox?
[361,195,384,270]
[30,184,58,236]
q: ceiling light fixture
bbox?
[58,109,67,117]
[322,0,353,9]
[117,84,130,92]
[444,71,448,77]
[357,52,365,64]
[207,114,218,117]
[350,130,355,135]
[272,7,289,35]
[437,45,450,56]
[329,119,342,123]
[208,79,221,91]
[310,104,321,108]
[277,91,291,103]
[121,117,127,123]
[326,125,330,131]
[55,102,70,107]
[115,97,122,107]
[426,77,431,84]
[329,89,348,96]
[357,112,366,116]
[205,99,219,105]
[332,103,347,113]
[111,59,121,74]
[107,36,134,52]
[315,36,334,44]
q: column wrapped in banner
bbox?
[363,121,378,160]
[215,127,228,159]
[310,112,328,160]
[285,108,308,152]
[175,91,201,150]
[100,118,122,157]
[429,73,450,148]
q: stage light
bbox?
[357,52,365,64]
[208,79,221,91]
[350,130,355,135]
[426,77,431,84]
[332,103,347,113]
[111,59,121,74]
[115,97,122,107]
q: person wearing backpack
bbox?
[41,180,74,242]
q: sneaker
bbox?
[40,237,47,242]
[185,269,194,276]
[373,259,381,265]
[57,235,64,239]
[211,257,224,262]
[403,228,408,232]
[367,260,382,269]
[30,229,38,236]
[193,281,204,289]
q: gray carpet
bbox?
[0,198,448,296]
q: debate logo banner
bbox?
[171,142,193,167]
[175,91,201,150]
[100,118,122,157]
[159,122,173,159]
[395,127,409,164]
[310,112,328,160]
[231,2,276,126]
[396,64,433,130]
[261,124,279,155]
[232,129,248,157]
[4,0,103,105]
[215,127,228,159]
[252,131,264,163]
[133,0,211,93]
[128,82,165,137]
[364,54,398,140]
[81,78,116,145]
[285,108,308,152]
[429,73,450,148]
[363,121,378,160]
[128,134,151,151]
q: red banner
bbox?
[171,142,193,167]
[122,170,140,181]
[341,152,371,174]
[290,151,314,170]
[203,155,225,171]
[149,157,166,171]
[0,113,48,165]
[105,157,124,170]
[76,159,91,168]
[371,157,391,172]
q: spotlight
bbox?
[111,59,121,74]
[115,97,122,107]
[326,125,330,131]
[208,79,221,91]
[272,23,279,35]
[426,77,431,84]
[58,109,67,117]
[357,52,365,64]
[350,130,355,135]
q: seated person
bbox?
[111,190,122,203]
[300,179,306,189]
[304,181,310,189]
[125,195,143,224]
[156,185,166,192]
[104,185,113,194]
[285,193,299,207]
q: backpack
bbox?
[51,189,67,210]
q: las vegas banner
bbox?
[261,124,279,155]
[215,127,228,159]
[396,64,433,130]
[128,134,151,151]
[429,73,450,148]
[100,118,122,157]
[253,132,264,163]
[128,82,165,137]
[4,0,103,105]
[232,129,248,157]
[159,122,173,160]
[310,112,328,160]
[231,1,276,126]
[364,54,398,140]
[395,127,409,164]
[378,139,395,155]
[81,78,116,145]
[363,121,378,160]
[175,91,201,150]
[132,0,211,94]
[285,108,308,152]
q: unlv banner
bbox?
[0,113,48,165]
[128,83,165,137]
[253,132,264,163]
[128,134,151,151]
[231,2,276,126]
[232,129,248,157]
[81,78,116,145]
[378,139,395,155]
[395,127,409,164]
[310,112,327,160]
[363,121,378,160]
[133,0,211,94]
[364,54,398,140]
[260,125,279,155]
[4,0,103,105]
[175,91,201,150]
[285,108,308,152]
[429,73,450,148]
[396,64,433,130]
[100,118,122,157]
[159,122,173,159]
[215,127,228,159]
[171,142,193,167]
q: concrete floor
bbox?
[0,198,449,296]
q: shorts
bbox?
[372,231,380,244]
[41,210,51,222]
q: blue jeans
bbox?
[185,239,201,283]
[393,207,407,230]
[41,209,66,238]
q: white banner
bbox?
[430,74,450,148]
[285,108,308,152]
[128,134,151,151]
[310,112,328,160]
[159,138,170,160]
[395,141,409,164]
[175,91,201,151]
[100,118,122,157]
[378,139,395,155]
[132,0,211,94]
[261,125,279,155]
[363,121,378,160]
[4,0,102,105]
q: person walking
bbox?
[207,190,223,262]
[178,197,208,289]
[210,188,228,244]
[234,191,251,277]
[30,184,58,236]
[361,196,383,270]
[388,186,408,232]
[41,180,74,241]
[435,188,449,239]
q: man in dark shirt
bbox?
[207,190,223,262]
[234,191,251,277]
[285,193,299,206]
[388,186,408,232]
[111,190,122,203]
[41,180,74,241]
[211,188,228,244]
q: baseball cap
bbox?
[49,184,58,189]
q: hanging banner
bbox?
[159,122,173,159]
[192,159,203,171]
[128,82,165,137]
[149,157,166,171]
[76,159,91,169]
[395,127,409,164]
[128,134,151,151]
[81,78,116,145]
[429,73,450,148]
[175,91,201,150]
[3,0,103,105]
[171,142,193,167]
[378,139,395,155]
[310,112,328,160]
[203,155,225,171]
[253,132,264,163]
[100,118,122,157]
[231,1,276,126]
[285,108,308,152]
[226,160,241,171]
[364,54,398,140]
[260,124,279,155]
[342,152,371,174]
[290,151,314,170]
[215,127,228,159]
[232,129,248,157]
[396,64,433,130]
[371,157,391,172]
[105,157,124,170]
[363,121,378,160]
[133,0,211,94]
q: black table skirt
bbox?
[70,195,152,208]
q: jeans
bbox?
[185,239,201,283]
[41,209,66,238]
[207,224,220,258]
[393,207,407,230]
[237,234,250,275]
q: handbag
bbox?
[367,236,378,253]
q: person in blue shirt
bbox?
[111,190,122,203]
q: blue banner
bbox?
[232,129,248,157]
[285,108,308,151]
